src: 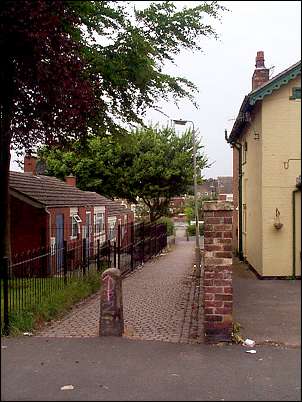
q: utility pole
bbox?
[173,119,201,276]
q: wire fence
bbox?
[1,222,167,334]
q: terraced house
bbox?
[9,156,134,272]
[226,52,301,278]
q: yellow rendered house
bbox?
[227,52,301,278]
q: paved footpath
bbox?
[36,238,204,344]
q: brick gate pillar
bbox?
[203,201,233,343]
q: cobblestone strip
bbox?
[179,268,204,344]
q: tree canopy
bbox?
[1,0,226,150]
[39,126,208,222]
[0,0,226,259]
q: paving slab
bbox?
[233,258,301,347]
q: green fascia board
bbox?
[249,63,301,105]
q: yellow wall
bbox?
[240,75,301,276]
[240,103,263,275]
[295,191,301,277]
[261,75,301,276]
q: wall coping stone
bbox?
[203,201,234,211]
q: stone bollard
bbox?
[99,268,124,336]
[203,201,233,343]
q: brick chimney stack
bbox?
[65,174,76,187]
[252,51,270,90]
[24,155,37,175]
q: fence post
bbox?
[155,224,158,255]
[117,225,121,270]
[63,241,68,285]
[107,240,111,268]
[82,238,86,276]
[164,223,167,248]
[130,222,134,270]
[149,224,152,259]
[113,241,117,267]
[2,257,10,335]
[97,239,100,272]
[142,222,145,263]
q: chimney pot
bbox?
[252,51,269,90]
[255,51,265,68]
[65,174,76,187]
[24,155,37,175]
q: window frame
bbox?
[70,214,82,239]
[289,87,301,100]
[94,212,105,235]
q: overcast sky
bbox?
[10,1,301,179]
[139,0,301,178]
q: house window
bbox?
[71,214,81,238]
[94,212,105,235]
[289,87,301,100]
[50,237,56,255]
[108,218,116,240]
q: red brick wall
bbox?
[49,206,95,241]
[10,196,48,255]
[203,201,233,343]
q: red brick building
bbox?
[9,172,107,257]
[9,158,134,260]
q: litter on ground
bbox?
[243,338,256,347]
[60,385,74,391]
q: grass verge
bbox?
[1,270,101,336]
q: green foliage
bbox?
[231,321,244,344]
[184,206,194,223]
[1,0,227,263]
[157,217,174,236]
[184,194,218,222]
[187,223,204,237]
[39,125,208,222]
[184,197,204,223]
[67,0,227,137]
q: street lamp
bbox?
[173,119,201,275]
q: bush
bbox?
[187,223,204,236]
[157,216,174,236]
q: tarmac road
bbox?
[1,336,300,401]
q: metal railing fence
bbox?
[1,222,167,334]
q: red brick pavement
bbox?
[35,238,204,344]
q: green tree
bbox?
[184,194,216,223]
[1,0,226,260]
[39,125,208,222]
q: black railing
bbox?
[117,222,167,275]
[1,222,167,334]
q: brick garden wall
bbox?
[203,201,233,343]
